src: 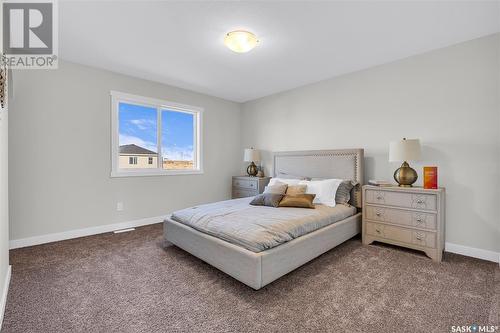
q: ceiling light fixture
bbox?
[224,30,259,53]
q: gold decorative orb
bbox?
[394,161,418,187]
[247,162,258,177]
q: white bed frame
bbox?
[164,149,364,290]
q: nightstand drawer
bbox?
[233,178,258,190]
[366,222,436,248]
[412,230,437,249]
[365,205,437,230]
[365,189,437,211]
[232,176,270,200]
[232,189,258,199]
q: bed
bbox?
[163,149,364,290]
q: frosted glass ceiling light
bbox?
[224,30,259,53]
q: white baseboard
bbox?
[445,242,499,264]
[9,215,166,249]
[0,265,12,330]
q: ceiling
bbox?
[60,1,500,102]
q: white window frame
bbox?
[111,91,203,177]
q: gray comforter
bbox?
[170,197,357,253]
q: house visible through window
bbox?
[111,91,202,177]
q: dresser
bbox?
[232,176,271,199]
[362,185,445,262]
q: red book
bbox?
[423,167,438,189]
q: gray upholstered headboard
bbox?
[273,149,364,208]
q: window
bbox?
[111,91,202,177]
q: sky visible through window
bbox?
[119,102,194,162]
[162,109,194,162]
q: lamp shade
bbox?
[244,148,260,162]
[389,139,421,162]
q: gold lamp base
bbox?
[394,161,418,187]
[246,162,258,177]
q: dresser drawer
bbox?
[412,230,437,249]
[232,188,258,199]
[233,178,258,190]
[365,189,437,211]
[365,205,437,230]
[366,222,436,248]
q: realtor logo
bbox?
[2,0,58,69]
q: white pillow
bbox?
[299,179,343,207]
[268,177,301,186]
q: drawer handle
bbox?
[376,196,383,200]
[416,218,423,223]
[415,232,424,241]
[416,200,424,204]
[375,229,381,234]
[375,212,381,217]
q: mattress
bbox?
[170,197,357,253]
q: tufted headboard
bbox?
[273,149,364,208]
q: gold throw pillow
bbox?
[278,194,316,209]
[285,185,307,196]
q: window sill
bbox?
[110,169,204,178]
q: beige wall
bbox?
[0,0,11,325]
[0,91,8,326]
[9,61,241,240]
[7,34,500,257]
[241,34,500,253]
[119,155,158,169]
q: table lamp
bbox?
[389,138,421,187]
[244,148,260,177]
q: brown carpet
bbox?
[2,223,499,333]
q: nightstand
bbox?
[362,185,445,262]
[232,176,271,199]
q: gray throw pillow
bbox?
[250,193,284,208]
[263,182,288,195]
[335,180,358,205]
